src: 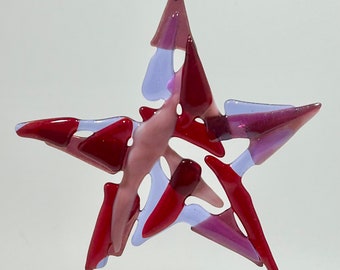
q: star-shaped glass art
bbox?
[15,1,321,270]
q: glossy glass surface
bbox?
[15,0,320,269]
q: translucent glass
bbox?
[15,0,321,269]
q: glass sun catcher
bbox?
[16,1,321,269]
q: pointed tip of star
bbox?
[15,122,28,133]
[15,118,79,147]
[179,34,213,124]
[151,0,191,50]
[311,102,322,112]
[247,102,322,164]
[291,102,321,129]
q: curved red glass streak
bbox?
[86,183,140,270]
[205,155,278,270]
[78,118,133,172]
[142,159,201,238]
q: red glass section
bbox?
[142,159,201,238]
[180,36,213,125]
[139,106,157,122]
[78,118,133,173]
[205,155,278,270]
[205,115,232,141]
[86,183,140,270]
[174,115,225,157]
[16,117,79,147]
[151,0,191,50]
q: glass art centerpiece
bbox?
[15,1,321,270]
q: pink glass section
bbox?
[151,0,191,50]
[16,117,133,175]
[86,183,140,270]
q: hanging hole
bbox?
[127,137,134,147]
[74,130,94,138]
[160,156,171,179]
[174,49,185,72]
[138,174,151,210]
[233,212,247,236]
[221,138,250,163]
[176,103,183,115]
[194,117,204,124]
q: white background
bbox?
[1,0,339,269]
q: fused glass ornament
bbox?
[15,0,321,269]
